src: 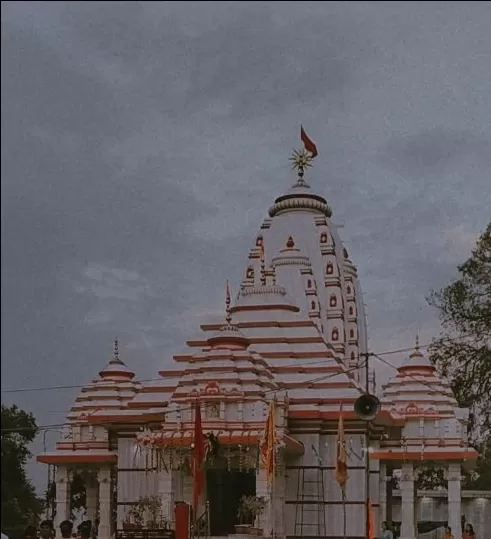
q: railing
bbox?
[116,529,175,539]
[190,502,210,539]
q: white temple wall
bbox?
[391,491,490,539]
[116,437,159,526]
[284,432,380,538]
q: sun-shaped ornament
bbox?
[289,148,313,177]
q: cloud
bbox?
[382,127,491,175]
[1,1,490,491]
[76,264,151,301]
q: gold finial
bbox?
[225,280,232,324]
[113,339,119,361]
[271,265,277,285]
[415,334,420,351]
[289,148,313,180]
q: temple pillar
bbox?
[447,462,462,539]
[182,473,193,508]
[85,473,99,523]
[379,463,387,523]
[54,466,70,530]
[386,468,394,528]
[273,470,286,538]
[158,469,174,523]
[400,462,416,539]
[98,467,112,539]
[256,467,273,536]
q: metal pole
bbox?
[364,354,370,539]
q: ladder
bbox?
[294,445,327,537]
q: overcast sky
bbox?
[1,1,491,489]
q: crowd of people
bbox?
[377,520,477,539]
[1,520,94,539]
[1,519,478,539]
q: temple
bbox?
[38,140,480,539]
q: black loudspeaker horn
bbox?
[354,394,381,421]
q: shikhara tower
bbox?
[38,137,479,539]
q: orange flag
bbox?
[335,403,348,494]
[367,499,375,539]
[259,398,276,487]
[300,125,318,157]
[192,401,205,512]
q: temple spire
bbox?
[110,338,123,365]
[260,242,266,286]
[409,333,423,359]
[225,280,232,325]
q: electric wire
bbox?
[0,360,367,434]
[0,333,468,395]
[1,334,477,434]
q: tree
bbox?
[428,222,491,487]
[416,466,446,490]
[463,436,491,489]
[45,469,87,521]
[1,404,43,537]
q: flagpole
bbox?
[271,398,276,539]
[271,455,275,539]
[340,404,347,539]
[364,356,371,539]
[342,490,347,539]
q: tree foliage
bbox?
[45,470,87,521]
[427,222,491,488]
[1,404,43,537]
[428,222,491,435]
[463,436,491,489]
[416,466,446,490]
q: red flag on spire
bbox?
[192,401,205,512]
[300,126,318,157]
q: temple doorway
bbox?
[206,469,256,536]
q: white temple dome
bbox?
[268,178,332,218]
[240,168,368,371]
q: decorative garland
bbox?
[135,428,285,474]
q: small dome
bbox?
[99,341,136,381]
[382,336,457,416]
[272,238,311,267]
[207,324,250,349]
[66,340,139,423]
[233,283,300,313]
[399,336,435,373]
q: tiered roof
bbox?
[38,341,139,464]
[38,143,476,467]
[374,337,478,461]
